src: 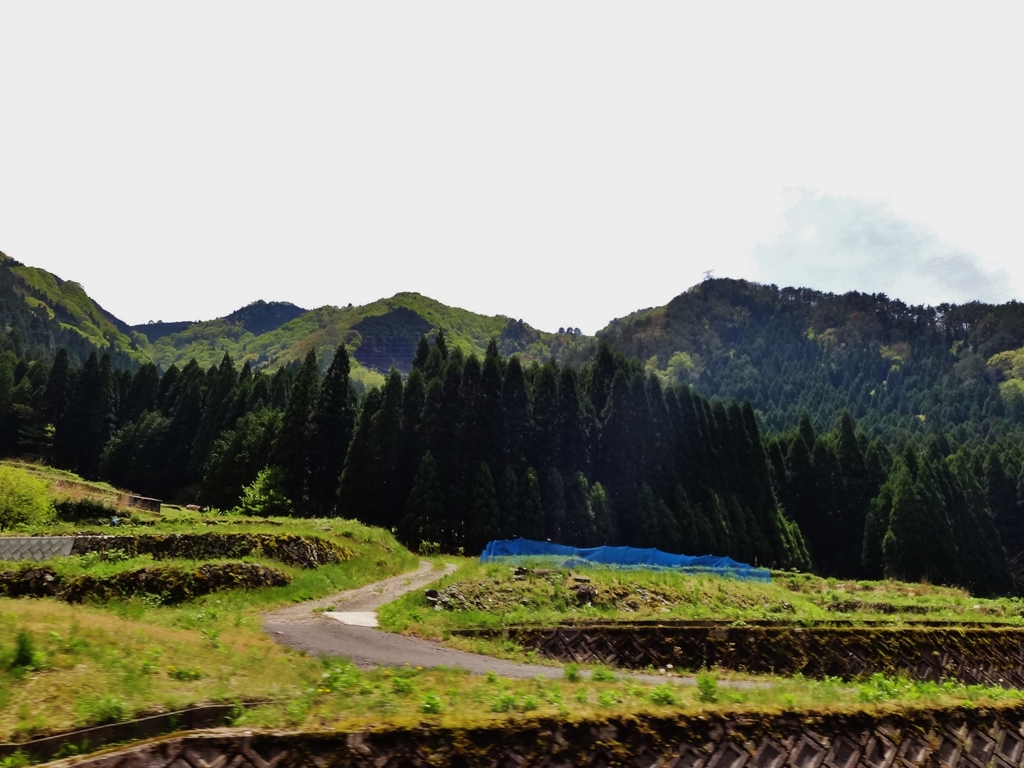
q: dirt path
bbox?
[263,560,456,625]
[262,560,759,687]
[262,560,576,679]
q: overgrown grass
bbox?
[378,559,1024,639]
[211,660,1024,733]
[6,464,1024,746]
[1,504,420,743]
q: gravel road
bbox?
[262,560,758,687]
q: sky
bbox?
[1,3,1022,334]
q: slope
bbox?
[145,292,594,388]
[0,251,148,366]
[598,278,1024,441]
[131,300,308,343]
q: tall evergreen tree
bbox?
[466,462,499,554]
[399,451,444,551]
[336,388,384,520]
[272,350,320,513]
[515,467,544,540]
[308,345,357,516]
[564,471,596,547]
[543,467,567,543]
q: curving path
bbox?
[263,560,573,679]
[262,560,758,687]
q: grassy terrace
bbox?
[4,462,1024,751]
[0,514,419,743]
[5,591,1024,746]
[378,559,1024,644]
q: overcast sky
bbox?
[1,3,1022,333]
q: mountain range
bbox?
[3,250,1024,439]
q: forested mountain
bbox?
[139,292,593,390]
[0,253,589,391]
[0,252,148,367]
[3,253,1024,595]
[131,301,308,343]
[601,278,1024,444]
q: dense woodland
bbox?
[2,312,1024,596]
[603,279,1024,444]
[6,268,1024,594]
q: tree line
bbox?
[0,327,1022,594]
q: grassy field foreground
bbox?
[6,591,1024,748]
[377,558,1024,646]
[5,461,1024,752]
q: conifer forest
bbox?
[4,275,1024,596]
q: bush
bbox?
[490,692,517,712]
[235,467,292,517]
[420,691,443,714]
[10,630,37,670]
[650,684,680,706]
[696,673,718,703]
[80,694,128,725]
[0,466,55,530]
[591,666,616,682]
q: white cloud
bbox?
[754,190,1013,305]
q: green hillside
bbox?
[131,300,308,343]
[145,292,594,388]
[598,278,1024,442]
[0,252,147,366]
[0,253,593,384]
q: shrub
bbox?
[81,694,128,725]
[168,666,204,681]
[490,692,517,712]
[10,630,37,670]
[420,692,443,714]
[650,684,680,706]
[391,677,415,695]
[320,663,360,693]
[0,466,55,530]
[696,673,718,703]
[418,541,441,557]
[591,666,616,682]
[236,467,292,517]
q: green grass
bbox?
[8,597,1020,746]
[145,291,592,379]
[0,512,419,742]
[0,460,124,508]
[377,559,1024,640]
[6,463,1024,747]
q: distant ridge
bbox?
[131,300,307,343]
[222,300,308,337]
[0,251,145,366]
[7,249,1024,443]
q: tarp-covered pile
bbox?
[480,538,771,583]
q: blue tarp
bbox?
[479,538,771,583]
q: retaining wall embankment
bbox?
[456,624,1024,687]
[36,703,1024,768]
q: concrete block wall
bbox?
[0,537,75,562]
[39,704,1024,768]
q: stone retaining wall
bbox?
[37,704,1024,768]
[456,625,1024,687]
[1,534,350,569]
